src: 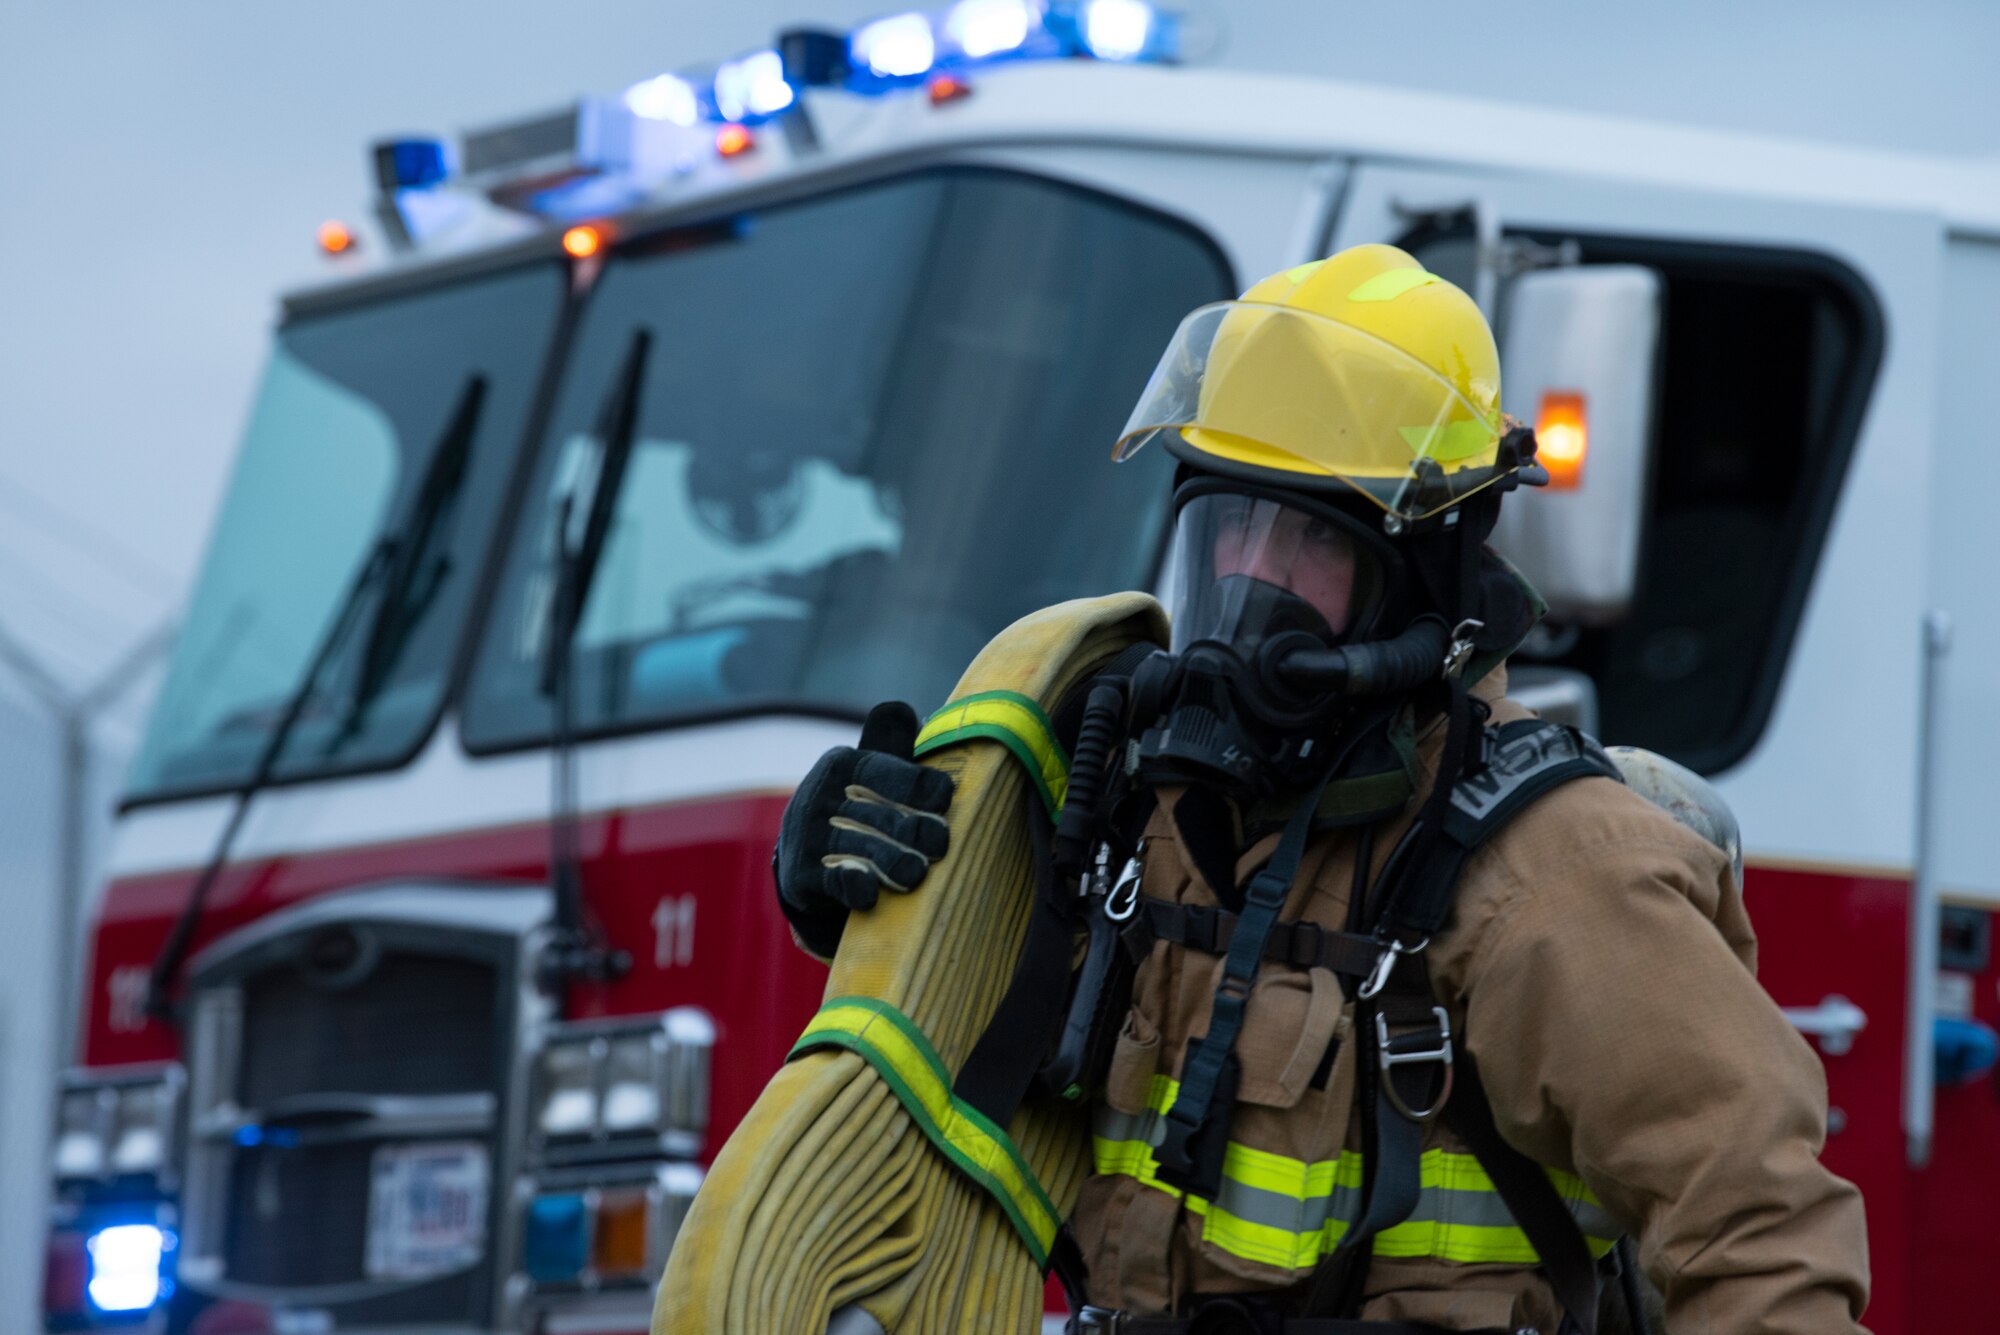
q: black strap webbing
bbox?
[1047,1225,1090,1316]
[1382,719,1622,939]
[1615,1235,1653,1335]
[953,643,1158,1128]
[953,793,1072,1125]
[1343,1044,1430,1248]
[1128,898,1383,979]
[1444,1052,1600,1335]
[1153,763,1336,1196]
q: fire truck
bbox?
[41,3,2000,1331]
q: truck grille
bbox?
[180,885,548,1330]
[239,953,500,1106]
[224,1140,374,1286]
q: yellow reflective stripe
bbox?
[791,997,1061,1268]
[1216,1134,1364,1197]
[915,690,1068,819]
[1284,259,1326,284]
[1091,1075,1619,1268]
[1347,268,1441,303]
[1396,418,1501,463]
[1374,1218,1614,1264]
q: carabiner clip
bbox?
[1443,618,1485,681]
[1358,933,1430,1001]
[1105,854,1143,923]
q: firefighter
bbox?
[775,245,1869,1334]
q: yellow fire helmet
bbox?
[1115,244,1515,523]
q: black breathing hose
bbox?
[1051,679,1128,877]
[1274,616,1451,697]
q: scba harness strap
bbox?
[1315,717,1625,1334]
[1111,716,1624,1333]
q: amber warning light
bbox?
[561,225,604,260]
[1535,390,1588,490]
[317,220,355,255]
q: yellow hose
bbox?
[656,593,1168,1335]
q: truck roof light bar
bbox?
[384,2,1184,226]
[619,1,1181,125]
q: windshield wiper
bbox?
[536,328,651,990]
[144,375,486,1023]
[324,377,486,752]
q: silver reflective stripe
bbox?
[1214,1169,1364,1237]
[1092,1102,1162,1148]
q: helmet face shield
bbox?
[1167,487,1391,655]
[1116,299,1513,521]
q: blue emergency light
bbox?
[373,137,453,191]
[622,0,1180,123]
[84,1222,174,1314]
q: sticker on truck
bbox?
[365,1141,490,1280]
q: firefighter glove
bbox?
[775,700,955,958]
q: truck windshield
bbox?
[126,265,566,800]
[462,169,1231,748]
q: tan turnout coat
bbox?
[1072,671,1871,1333]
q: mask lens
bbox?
[1169,491,1382,653]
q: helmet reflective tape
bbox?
[1092,1075,1620,1270]
[1347,268,1441,303]
[791,997,1062,1268]
[1401,418,1506,463]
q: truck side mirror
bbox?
[1492,264,1663,625]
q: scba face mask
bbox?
[1133,483,1405,801]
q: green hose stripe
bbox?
[789,996,1060,1269]
[914,690,1069,819]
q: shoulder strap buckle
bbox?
[1376,1004,1455,1122]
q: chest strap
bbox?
[1126,897,1384,980]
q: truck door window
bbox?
[462,169,1232,749]
[125,265,566,801]
[1410,230,1879,774]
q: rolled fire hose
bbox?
[655,593,1170,1335]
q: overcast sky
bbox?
[3,0,1997,727]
